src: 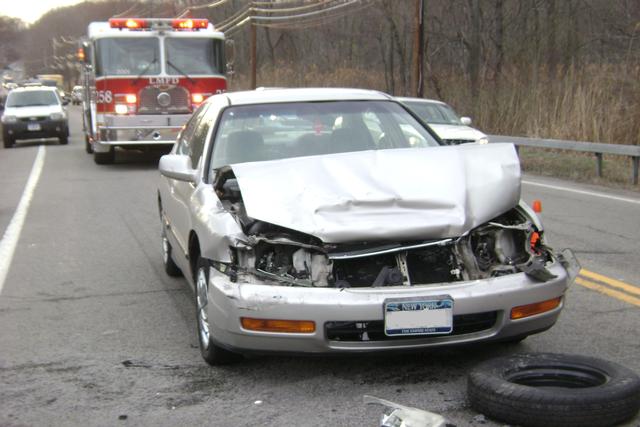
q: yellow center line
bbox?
[575,277,640,308]
[579,269,640,297]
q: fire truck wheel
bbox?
[84,135,93,153]
[94,149,115,165]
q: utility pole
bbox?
[250,17,257,89]
[412,0,425,97]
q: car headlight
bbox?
[49,112,64,121]
[477,137,489,145]
[1,115,17,124]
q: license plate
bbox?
[384,296,453,336]
[27,123,41,131]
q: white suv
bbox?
[1,86,69,148]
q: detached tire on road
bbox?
[468,353,640,427]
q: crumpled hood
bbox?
[428,124,486,142]
[230,144,521,243]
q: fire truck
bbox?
[79,18,227,164]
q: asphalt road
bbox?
[0,107,639,426]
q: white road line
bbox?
[522,180,640,206]
[0,145,46,294]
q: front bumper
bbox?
[93,113,188,152]
[206,255,576,354]
[3,119,68,141]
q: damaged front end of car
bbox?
[210,162,566,291]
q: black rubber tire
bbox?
[94,149,115,164]
[195,258,242,366]
[3,136,14,148]
[59,135,69,145]
[161,224,182,277]
[85,135,93,154]
[468,353,640,427]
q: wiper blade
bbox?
[166,59,195,84]
[134,57,158,83]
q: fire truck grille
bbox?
[138,86,190,114]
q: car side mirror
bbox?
[159,154,197,183]
[62,99,70,106]
[460,116,472,126]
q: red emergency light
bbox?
[172,19,209,30]
[109,18,148,29]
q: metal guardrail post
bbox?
[632,156,639,185]
[595,153,603,178]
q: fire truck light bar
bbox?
[109,18,148,29]
[172,19,209,30]
[108,18,209,31]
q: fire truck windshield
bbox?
[165,38,224,76]
[95,37,160,77]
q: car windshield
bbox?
[210,100,440,169]
[6,91,59,107]
[165,37,224,75]
[95,37,160,76]
[404,101,463,125]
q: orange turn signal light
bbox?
[532,199,542,213]
[241,317,315,333]
[511,297,562,320]
[192,93,204,104]
[125,94,137,104]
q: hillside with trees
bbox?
[2,0,640,146]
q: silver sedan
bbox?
[157,88,580,365]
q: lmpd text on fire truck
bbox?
[79,18,227,164]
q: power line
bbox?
[176,0,232,18]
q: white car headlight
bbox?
[114,104,128,115]
[1,115,17,124]
[49,112,64,121]
[477,137,489,145]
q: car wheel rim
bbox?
[196,268,210,350]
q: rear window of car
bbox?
[6,90,60,108]
[210,100,440,169]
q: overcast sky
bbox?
[0,0,84,24]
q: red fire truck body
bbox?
[81,18,226,164]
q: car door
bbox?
[161,103,210,258]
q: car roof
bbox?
[396,96,447,106]
[218,88,393,106]
[10,86,58,93]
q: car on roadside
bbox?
[1,86,69,148]
[397,97,488,145]
[71,85,83,105]
[157,88,579,365]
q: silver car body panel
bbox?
[230,143,521,243]
[158,89,577,356]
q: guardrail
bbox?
[489,135,640,185]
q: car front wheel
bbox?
[195,258,241,366]
[161,225,181,277]
[3,133,14,148]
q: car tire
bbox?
[94,149,115,165]
[161,225,182,277]
[3,134,14,148]
[85,135,93,154]
[468,353,640,427]
[59,135,69,145]
[195,258,242,366]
